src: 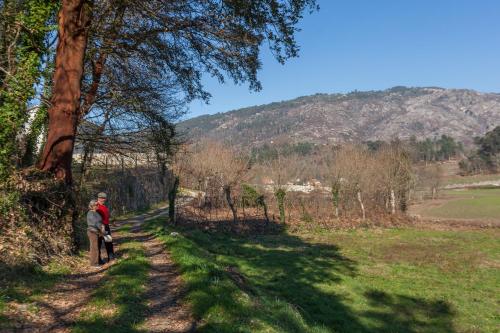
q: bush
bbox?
[0,170,77,265]
[241,184,260,207]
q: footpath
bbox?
[6,207,194,333]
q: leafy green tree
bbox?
[275,188,286,224]
[459,126,500,174]
[38,0,318,183]
[437,135,459,160]
[365,140,384,152]
[0,0,57,179]
[475,126,500,170]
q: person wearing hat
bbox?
[87,200,105,266]
[96,192,115,261]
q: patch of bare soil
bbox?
[139,237,194,332]
[3,209,193,333]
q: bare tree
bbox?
[376,145,413,213]
[183,141,249,222]
[331,146,374,220]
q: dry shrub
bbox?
[176,142,415,230]
[177,204,282,235]
[178,141,249,222]
[250,144,414,227]
[0,169,77,265]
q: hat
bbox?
[97,192,107,198]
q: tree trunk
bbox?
[275,189,286,224]
[224,185,237,223]
[37,0,93,184]
[169,176,179,225]
[78,144,90,186]
[357,190,366,220]
[331,185,340,218]
[390,189,396,214]
[80,52,106,118]
[399,190,408,212]
[262,200,270,224]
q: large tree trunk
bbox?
[37,0,93,184]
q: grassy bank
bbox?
[417,188,500,221]
[145,218,499,333]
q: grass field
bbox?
[2,205,498,332]
[443,173,500,186]
[413,188,500,221]
[146,218,500,333]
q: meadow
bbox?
[412,187,500,222]
[2,186,498,332]
[145,218,500,333]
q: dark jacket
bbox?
[87,211,103,234]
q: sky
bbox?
[187,0,500,119]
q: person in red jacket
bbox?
[96,192,115,261]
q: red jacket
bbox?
[96,203,110,225]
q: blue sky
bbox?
[187,0,500,119]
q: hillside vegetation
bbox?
[179,87,500,147]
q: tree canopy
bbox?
[0,0,318,183]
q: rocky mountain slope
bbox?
[178,87,500,147]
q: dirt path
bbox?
[7,208,194,332]
[129,213,195,333]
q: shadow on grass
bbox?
[147,216,457,333]
[362,290,455,333]
[72,222,150,333]
[0,261,76,329]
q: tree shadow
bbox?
[171,216,457,333]
[70,229,150,333]
[362,290,455,333]
[0,260,110,331]
[71,216,195,333]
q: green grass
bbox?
[72,226,150,333]
[443,173,500,186]
[145,218,500,333]
[424,188,500,220]
[0,259,75,329]
[114,201,168,221]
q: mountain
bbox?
[178,87,500,147]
